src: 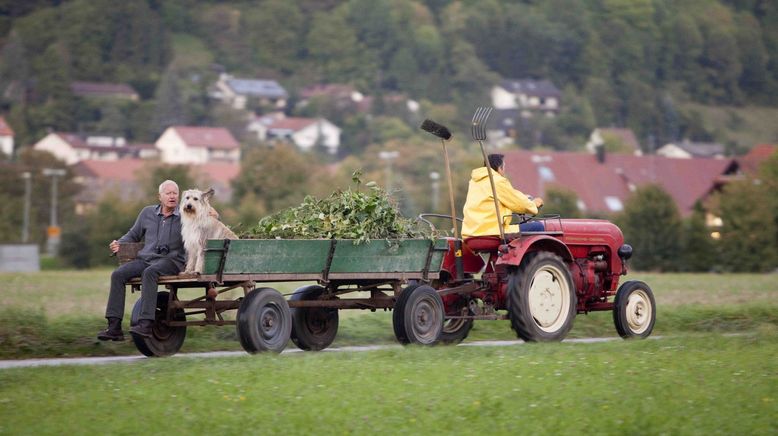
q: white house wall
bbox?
[34,134,79,165]
[491,87,517,110]
[0,136,13,156]
[157,130,204,164]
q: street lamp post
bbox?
[378,150,399,191]
[429,171,440,212]
[42,168,66,256]
[21,171,31,243]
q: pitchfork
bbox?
[471,107,505,242]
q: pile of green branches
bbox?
[245,178,433,243]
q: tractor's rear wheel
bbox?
[508,252,576,342]
[613,281,656,339]
[440,305,474,345]
[290,285,338,351]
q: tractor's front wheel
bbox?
[508,252,576,342]
[613,281,656,339]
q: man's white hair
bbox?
[158,180,179,194]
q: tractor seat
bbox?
[464,236,502,253]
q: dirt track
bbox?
[0,337,627,370]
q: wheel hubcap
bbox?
[260,305,280,339]
[528,265,570,332]
[626,290,652,334]
[412,297,441,343]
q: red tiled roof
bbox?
[502,150,736,216]
[170,126,240,150]
[70,81,138,98]
[72,159,147,182]
[55,132,88,148]
[267,117,317,131]
[73,159,241,186]
[0,116,14,136]
[738,144,776,174]
[195,161,241,185]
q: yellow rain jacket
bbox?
[461,167,538,237]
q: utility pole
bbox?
[42,168,66,256]
[429,171,440,213]
[21,171,31,243]
[378,150,399,192]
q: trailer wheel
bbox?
[440,305,474,345]
[290,285,338,351]
[130,291,186,357]
[392,283,419,343]
[508,252,576,342]
[613,280,656,339]
[236,287,291,354]
[393,285,443,345]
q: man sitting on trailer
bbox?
[97,180,187,341]
[461,153,544,238]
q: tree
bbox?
[680,202,717,272]
[152,67,185,136]
[232,145,319,213]
[617,184,682,272]
[715,177,777,272]
[0,149,77,247]
[542,186,580,219]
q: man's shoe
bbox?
[130,319,154,338]
[97,318,124,341]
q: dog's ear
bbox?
[204,188,215,200]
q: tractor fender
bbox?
[496,234,573,267]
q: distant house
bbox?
[297,83,365,110]
[72,159,240,214]
[0,116,14,156]
[737,144,776,175]
[210,73,287,110]
[485,108,522,148]
[501,149,738,217]
[656,140,726,159]
[33,132,139,164]
[491,79,561,117]
[156,126,241,164]
[258,117,341,154]
[586,128,642,156]
[70,81,139,100]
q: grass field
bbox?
[1,270,776,359]
[0,334,776,434]
[1,270,776,434]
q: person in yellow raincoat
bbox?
[461,153,544,238]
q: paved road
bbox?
[0,337,624,370]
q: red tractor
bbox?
[413,111,656,344]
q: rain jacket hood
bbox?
[461,167,538,237]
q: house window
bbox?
[538,166,555,182]
[604,196,623,212]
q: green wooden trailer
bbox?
[122,238,449,357]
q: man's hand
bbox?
[533,197,544,209]
[109,240,120,254]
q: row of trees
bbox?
[1,0,776,152]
